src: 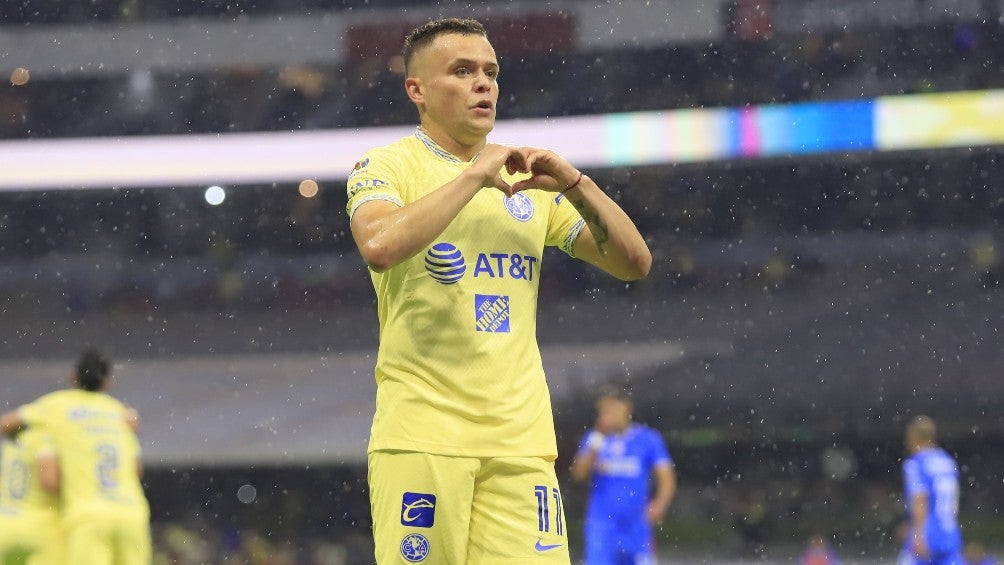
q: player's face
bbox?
[408,32,499,154]
[595,397,632,434]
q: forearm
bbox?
[352,168,486,271]
[570,451,596,483]
[908,493,930,556]
[650,466,676,514]
[38,457,60,493]
[653,484,674,511]
[911,494,929,534]
[565,176,652,280]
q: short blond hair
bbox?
[906,415,937,445]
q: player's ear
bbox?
[405,77,423,105]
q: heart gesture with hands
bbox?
[509,147,581,195]
[474,145,580,197]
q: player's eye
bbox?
[455,67,470,77]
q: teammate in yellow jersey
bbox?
[1,349,151,565]
[0,427,63,565]
[347,18,652,564]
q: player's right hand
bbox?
[472,144,528,195]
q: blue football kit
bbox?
[578,424,672,565]
[900,447,963,565]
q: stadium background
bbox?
[2,0,1004,562]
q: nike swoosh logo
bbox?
[535,539,563,552]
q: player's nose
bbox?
[473,71,492,92]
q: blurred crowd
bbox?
[1,151,1001,322]
[138,430,1004,563]
[1,0,435,23]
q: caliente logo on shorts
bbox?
[400,533,430,562]
[425,243,466,284]
[401,492,436,528]
[504,193,534,222]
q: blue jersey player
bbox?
[571,386,676,565]
[898,415,963,565]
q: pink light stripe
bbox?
[739,106,760,156]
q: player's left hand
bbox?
[645,501,667,525]
[509,148,580,194]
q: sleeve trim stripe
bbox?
[561,219,587,257]
[348,194,404,219]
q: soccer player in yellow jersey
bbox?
[1,349,151,565]
[0,427,63,564]
[347,18,652,564]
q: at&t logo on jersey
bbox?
[504,193,534,222]
[400,492,436,528]
[400,533,430,562]
[475,294,510,332]
[473,252,537,281]
[425,243,466,284]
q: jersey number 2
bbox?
[96,444,119,492]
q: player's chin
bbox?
[467,119,495,137]
[468,111,495,127]
[475,112,495,124]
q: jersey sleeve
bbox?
[18,395,55,429]
[25,429,56,460]
[903,457,927,498]
[575,428,597,456]
[345,148,405,219]
[544,193,587,257]
[648,429,673,468]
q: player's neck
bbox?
[418,122,485,162]
[610,423,631,435]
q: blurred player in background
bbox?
[570,385,676,565]
[0,349,150,565]
[346,17,651,564]
[0,426,63,564]
[799,534,841,565]
[898,415,963,565]
[964,542,999,565]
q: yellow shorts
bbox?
[368,451,570,564]
[0,510,64,565]
[65,510,151,565]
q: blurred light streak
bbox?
[0,89,1001,191]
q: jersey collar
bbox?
[414,127,479,164]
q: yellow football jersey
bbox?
[347,128,586,459]
[0,428,62,562]
[0,427,59,516]
[19,389,149,525]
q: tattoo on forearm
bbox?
[569,197,610,256]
